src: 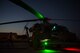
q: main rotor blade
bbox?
[9,0,45,20]
[0,18,79,25]
[0,19,41,25]
[51,19,80,21]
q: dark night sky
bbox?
[0,0,80,38]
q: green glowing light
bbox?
[38,49,60,53]
[41,39,49,46]
[44,42,48,45]
[44,49,56,53]
[35,12,45,19]
[10,0,45,20]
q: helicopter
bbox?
[0,0,80,52]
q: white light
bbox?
[52,26,56,30]
[41,39,49,42]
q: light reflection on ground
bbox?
[37,49,61,53]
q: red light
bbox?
[64,48,80,52]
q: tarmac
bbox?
[0,40,80,53]
[0,40,37,53]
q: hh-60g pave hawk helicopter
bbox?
[0,0,80,53]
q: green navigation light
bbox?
[41,39,49,46]
[44,42,48,46]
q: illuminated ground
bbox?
[0,41,80,53]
